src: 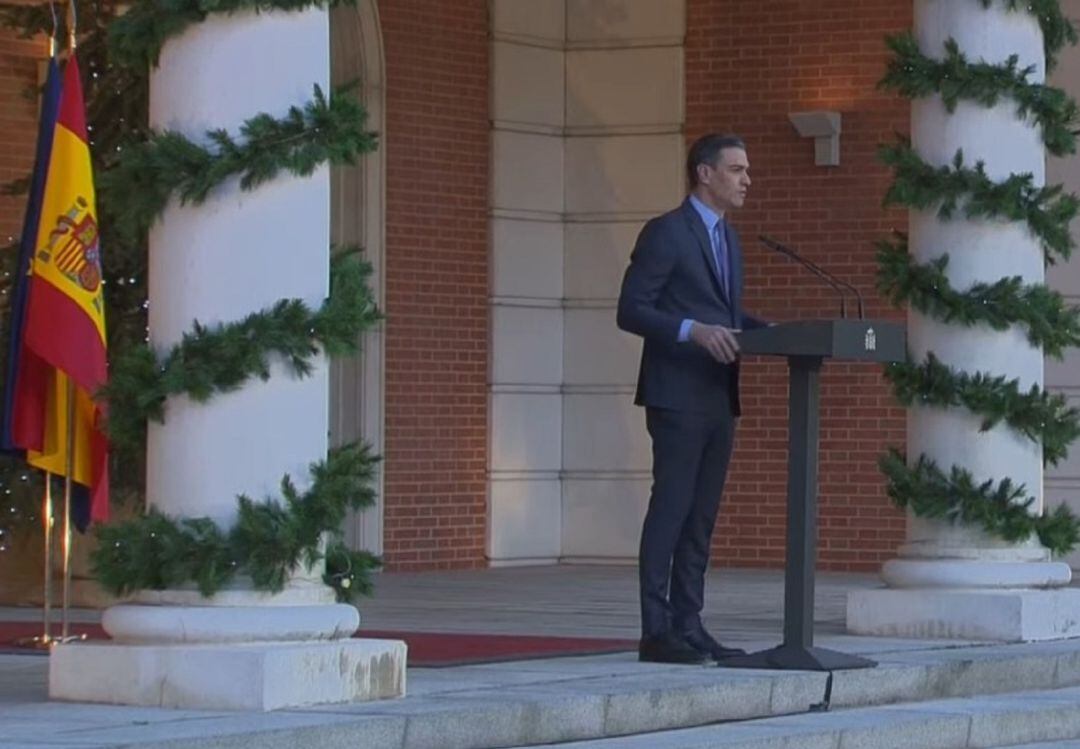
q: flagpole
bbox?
[12,4,60,653]
[55,0,81,647]
[43,474,54,644]
[60,379,76,642]
[46,1,57,58]
[55,379,88,644]
[13,474,54,648]
[45,0,59,648]
[66,0,76,53]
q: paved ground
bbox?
[3,564,898,645]
[353,564,890,641]
[2,565,1079,749]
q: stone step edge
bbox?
[518,685,1080,749]
[69,641,1080,749]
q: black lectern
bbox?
[723,320,905,671]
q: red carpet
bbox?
[361,630,637,667]
[0,622,635,667]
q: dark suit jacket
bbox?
[616,198,767,417]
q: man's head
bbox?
[686,134,750,215]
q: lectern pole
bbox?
[785,355,821,651]
[724,355,875,671]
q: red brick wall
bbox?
[2,2,911,575]
[0,29,42,253]
[686,0,912,571]
[379,1,489,570]
[0,4,493,573]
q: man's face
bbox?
[698,147,751,213]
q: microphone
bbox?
[758,235,865,319]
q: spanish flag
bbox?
[10,55,108,523]
[2,57,61,453]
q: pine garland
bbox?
[875,235,1080,358]
[878,0,1080,554]
[979,0,1079,69]
[881,142,1078,263]
[880,33,1078,156]
[881,449,1080,555]
[0,2,385,599]
[92,442,379,602]
[886,354,1080,467]
[325,539,377,599]
[100,84,375,244]
[100,251,379,454]
[108,0,357,70]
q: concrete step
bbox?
[519,686,1080,749]
[12,640,1080,749]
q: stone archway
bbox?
[330,1,387,555]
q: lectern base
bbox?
[722,644,876,671]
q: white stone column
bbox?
[49,9,404,709]
[848,0,1080,642]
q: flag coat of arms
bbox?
[6,55,109,523]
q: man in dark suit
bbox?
[616,133,767,665]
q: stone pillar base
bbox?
[49,638,406,711]
[847,587,1080,642]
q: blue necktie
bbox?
[713,222,729,298]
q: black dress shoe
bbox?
[638,632,711,665]
[682,627,747,661]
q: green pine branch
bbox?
[885,353,1080,467]
[0,0,386,605]
[109,0,357,70]
[99,84,377,244]
[324,540,377,598]
[876,4,1080,556]
[880,33,1078,156]
[91,442,381,602]
[875,234,1080,358]
[881,141,1078,263]
[881,448,1080,554]
[100,251,380,455]
[978,0,1079,69]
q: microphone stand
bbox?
[759,235,865,319]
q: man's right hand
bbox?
[688,322,740,364]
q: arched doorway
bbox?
[330,1,386,555]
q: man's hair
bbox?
[686,133,746,188]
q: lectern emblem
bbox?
[864,327,876,351]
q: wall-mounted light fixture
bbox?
[788,110,842,167]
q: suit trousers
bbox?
[639,403,736,638]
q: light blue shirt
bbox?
[678,195,729,342]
